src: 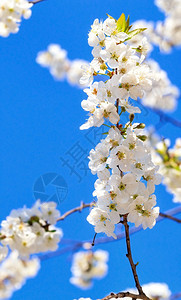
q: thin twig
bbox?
[101,291,150,300]
[29,0,46,4]
[92,233,97,246]
[39,244,81,261]
[159,212,181,223]
[116,98,120,128]
[40,206,181,260]
[57,200,181,224]
[57,201,93,221]
[101,290,181,300]
[123,215,146,297]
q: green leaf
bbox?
[117,13,126,32]
[125,28,147,41]
[106,14,116,21]
[125,15,130,33]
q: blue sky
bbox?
[0,0,181,299]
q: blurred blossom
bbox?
[70,250,108,289]
[0,0,32,37]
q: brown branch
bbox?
[101,291,150,300]
[159,212,181,223]
[123,215,147,297]
[92,233,97,246]
[57,201,93,221]
[57,201,181,224]
[40,205,181,260]
[93,206,181,247]
[101,215,151,300]
[29,0,46,4]
[116,98,120,129]
[102,291,181,300]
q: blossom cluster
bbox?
[128,19,168,54]
[0,200,62,298]
[70,250,108,289]
[79,18,154,130]
[0,251,39,299]
[75,282,171,300]
[120,21,180,111]
[141,59,179,112]
[79,15,161,238]
[36,19,179,113]
[130,0,181,53]
[36,44,89,87]
[87,125,161,237]
[155,0,181,51]
[0,0,32,37]
[151,138,181,203]
[0,200,63,257]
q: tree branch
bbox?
[29,0,46,4]
[101,291,150,300]
[101,291,181,300]
[159,212,181,223]
[40,206,181,261]
[122,215,148,298]
[57,201,93,221]
[57,201,181,224]
[56,199,181,224]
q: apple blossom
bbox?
[0,200,63,257]
[0,0,32,37]
[70,250,108,289]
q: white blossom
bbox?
[70,250,108,289]
[0,246,8,262]
[122,282,171,300]
[151,138,181,203]
[0,0,32,37]
[0,200,63,257]
[87,208,116,238]
[142,282,171,299]
[79,16,161,237]
[141,60,179,111]
[67,59,89,87]
[87,124,160,235]
[155,0,181,51]
[36,44,70,80]
[0,251,39,299]
[77,282,171,300]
